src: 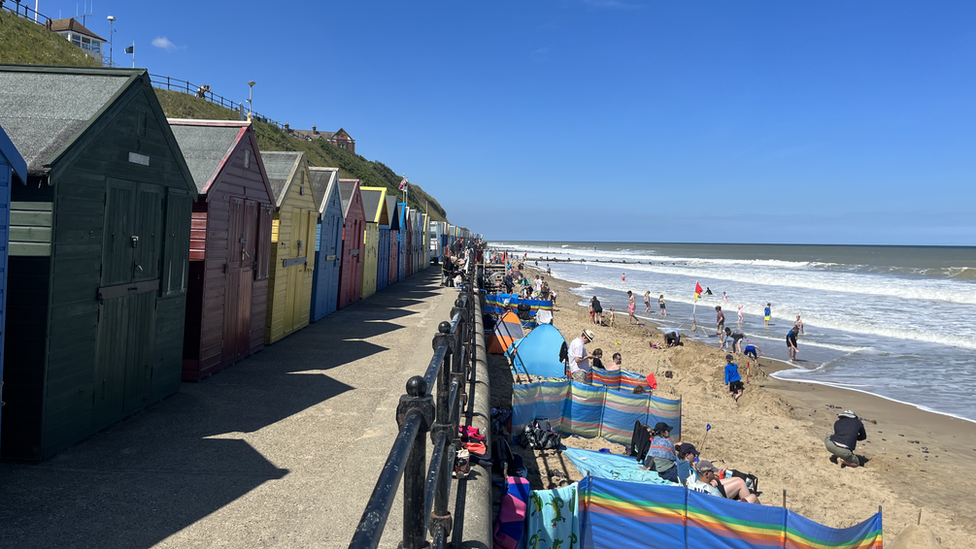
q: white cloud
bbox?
[152,37,177,51]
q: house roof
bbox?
[0,65,138,174]
[338,178,361,219]
[289,128,336,142]
[385,196,400,231]
[0,122,27,185]
[167,120,248,194]
[260,151,304,206]
[308,167,340,216]
[50,18,107,41]
[359,187,386,225]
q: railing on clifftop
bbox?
[1,1,52,26]
[148,74,285,129]
[350,254,484,549]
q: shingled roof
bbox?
[50,18,107,41]
[260,151,303,205]
[385,196,400,231]
[168,120,247,194]
[360,188,384,224]
[308,167,339,215]
[338,179,359,217]
[0,66,136,174]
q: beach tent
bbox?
[259,151,318,344]
[487,311,525,354]
[505,324,567,378]
[0,122,27,460]
[169,119,276,381]
[337,179,365,308]
[308,167,343,321]
[0,66,196,460]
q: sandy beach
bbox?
[488,266,976,548]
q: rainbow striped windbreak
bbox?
[512,380,682,444]
[589,368,649,392]
[578,477,883,549]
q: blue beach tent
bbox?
[505,324,567,378]
[0,122,27,461]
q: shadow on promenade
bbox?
[0,268,444,549]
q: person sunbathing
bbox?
[685,460,762,504]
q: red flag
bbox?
[695,281,703,302]
[398,178,408,191]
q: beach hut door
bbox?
[222,198,256,363]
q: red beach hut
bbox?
[168,119,276,381]
[337,179,365,309]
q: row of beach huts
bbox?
[0,65,474,461]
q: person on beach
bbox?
[793,315,804,335]
[546,264,551,275]
[627,290,637,324]
[590,296,603,325]
[715,306,725,336]
[609,352,622,371]
[722,291,729,302]
[743,344,762,360]
[686,460,723,496]
[644,291,651,313]
[568,329,596,383]
[704,287,713,295]
[725,354,744,402]
[665,330,682,347]
[764,303,771,327]
[824,410,866,468]
[725,328,746,354]
[503,273,514,294]
[642,422,680,483]
[591,348,605,370]
[659,294,667,317]
[737,304,744,323]
[786,325,799,362]
[622,272,626,282]
[607,307,616,328]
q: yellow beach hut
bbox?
[358,186,386,299]
[259,151,318,344]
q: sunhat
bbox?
[582,329,595,341]
[837,410,857,419]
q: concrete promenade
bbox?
[0,268,455,549]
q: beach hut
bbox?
[260,151,317,344]
[404,208,414,278]
[358,187,385,299]
[308,167,343,321]
[385,196,400,288]
[397,203,408,281]
[168,119,276,381]
[0,123,27,459]
[375,197,391,292]
[0,66,196,460]
[412,210,423,274]
[337,179,365,308]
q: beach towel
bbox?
[563,448,672,484]
[526,483,580,549]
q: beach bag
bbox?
[519,418,560,450]
[517,303,532,320]
[494,476,530,549]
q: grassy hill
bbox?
[0,13,101,66]
[156,89,448,222]
[0,13,449,222]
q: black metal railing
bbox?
[1,1,52,26]
[350,257,482,549]
[148,74,285,129]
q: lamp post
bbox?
[106,15,116,67]
[246,81,255,121]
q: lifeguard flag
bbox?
[398,178,408,191]
[695,281,703,302]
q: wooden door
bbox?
[223,198,244,364]
[237,201,257,355]
[285,209,308,333]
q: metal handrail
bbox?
[1,1,52,26]
[349,256,478,549]
[147,73,285,129]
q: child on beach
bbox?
[722,291,729,302]
[793,315,804,335]
[786,325,799,363]
[725,328,746,354]
[591,348,605,370]
[743,344,762,360]
[737,304,744,323]
[659,294,667,317]
[715,306,725,336]
[644,291,651,313]
[724,354,744,402]
[627,291,637,324]
[608,307,616,328]
[764,303,771,327]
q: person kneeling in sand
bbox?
[641,422,680,483]
[825,410,866,468]
[724,354,744,402]
[665,330,682,347]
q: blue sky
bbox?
[54,1,975,245]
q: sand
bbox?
[486,266,976,548]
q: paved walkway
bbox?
[0,268,455,549]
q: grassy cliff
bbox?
[155,89,448,222]
[0,13,101,66]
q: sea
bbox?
[490,241,976,423]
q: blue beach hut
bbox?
[0,123,27,460]
[309,167,343,321]
[397,202,408,281]
[385,196,400,288]
[375,196,391,291]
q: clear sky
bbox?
[53,1,975,245]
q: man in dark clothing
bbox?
[824,410,866,468]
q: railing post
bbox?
[397,376,434,549]
[429,322,455,540]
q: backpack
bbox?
[518,418,560,450]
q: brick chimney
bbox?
[312,125,318,134]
